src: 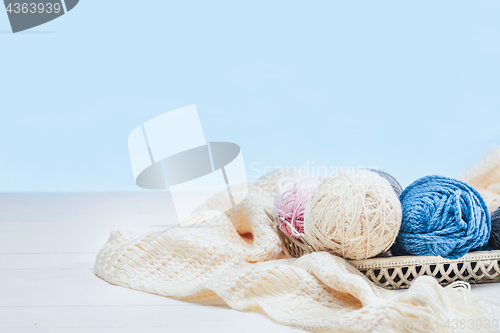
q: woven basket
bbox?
[265,210,500,290]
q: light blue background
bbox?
[1,1,499,192]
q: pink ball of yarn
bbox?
[275,182,316,239]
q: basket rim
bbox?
[265,209,314,252]
[265,209,500,270]
[348,250,500,269]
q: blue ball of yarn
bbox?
[392,175,491,260]
[489,207,500,250]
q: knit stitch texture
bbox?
[393,176,490,259]
[95,169,497,333]
[460,144,500,212]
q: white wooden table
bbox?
[0,193,498,332]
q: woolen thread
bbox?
[489,207,500,250]
[393,175,491,260]
[369,169,403,197]
[369,169,402,257]
[304,169,402,260]
[275,180,318,239]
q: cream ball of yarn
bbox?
[304,169,402,260]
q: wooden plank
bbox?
[0,254,95,270]
[0,193,205,254]
[0,268,227,307]
[0,328,294,333]
[0,306,296,332]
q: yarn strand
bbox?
[304,170,402,260]
[393,176,491,259]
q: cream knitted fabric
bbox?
[95,168,497,333]
[460,145,500,212]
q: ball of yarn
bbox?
[393,176,491,260]
[368,169,402,258]
[275,178,319,239]
[304,169,402,260]
[369,169,403,197]
[489,207,500,250]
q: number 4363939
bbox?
[5,3,62,14]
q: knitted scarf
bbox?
[95,167,498,333]
[460,144,500,213]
